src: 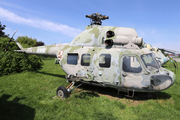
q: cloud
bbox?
[0,7,82,37]
[151,30,157,34]
[137,29,146,37]
[0,1,26,11]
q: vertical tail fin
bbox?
[16,41,24,50]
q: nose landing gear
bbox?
[56,81,82,98]
[56,86,69,98]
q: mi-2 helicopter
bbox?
[143,43,169,66]
[13,13,175,98]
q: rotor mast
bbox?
[86,12,109,25]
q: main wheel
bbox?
[56,86,69,98]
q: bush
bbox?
[0,37,43,76]
[16,36,37,48]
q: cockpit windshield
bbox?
[141,53,160,70]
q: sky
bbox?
[0,0,180,52]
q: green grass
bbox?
[0,59,180,120]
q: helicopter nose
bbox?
[151,73,175,91]
[163,58,167,63]
[171,72,176,86]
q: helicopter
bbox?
[11,12,175,98]
[152,47,169,65]
[143,43,169,66]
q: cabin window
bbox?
[67,53,78,65]
[123,56,142,73]
[99,54,111,68]
[81,54,91,66]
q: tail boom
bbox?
[15,42,60,57]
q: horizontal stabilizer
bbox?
[14,50,26,53]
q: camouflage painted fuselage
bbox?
[15,25,175,92]
[144,44,169,66]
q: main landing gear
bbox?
[56,81,82,98]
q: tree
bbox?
[34,41,45,46]
[0,37,43,76]
[0,35,44,76]
[16,36,37,48]
[0,24,45,76]
[16,36,45,47]
[0,22,8,37]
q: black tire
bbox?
[56,86,69,98]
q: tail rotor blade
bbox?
[4,29,18,51]
[5,43,10,51]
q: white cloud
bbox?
[137,29,146,37]
[0,1,24,10]
[151,30,157,34]
[0,7,82,37]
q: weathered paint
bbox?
[144,44,169,66]
[14,24,175,93]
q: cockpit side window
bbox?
[81,54,91,66]
[67,53,78,65]
[141,53,160,70]
[123,56,142,73]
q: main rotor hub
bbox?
[86,12,109,25]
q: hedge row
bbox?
[0,37,43,76]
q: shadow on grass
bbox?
[75,84,171,101]
[36,71,65,78]
[0,94,35,120]
[74,91,100,99]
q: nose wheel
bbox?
[56,86,69,98]
[56,81,82,99]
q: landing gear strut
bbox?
[56,81,82,98]
[125,89,135,98]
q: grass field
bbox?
[0,59,180,120]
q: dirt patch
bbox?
[72,84,173,106]
[98,93,146,106]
